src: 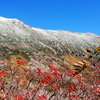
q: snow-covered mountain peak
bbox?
[0,17,99,58]
[0,16,25,27]
[0,16,17,23]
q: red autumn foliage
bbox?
[17,60,25,65]
[48,65,56,71]
[67,70,75,76]
[0,57,99,100]
[24,68,29,72]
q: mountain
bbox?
[0,17,100,70]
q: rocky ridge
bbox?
[0,17,100,70]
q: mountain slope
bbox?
[0,17,100,70]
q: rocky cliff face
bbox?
[0,17,100,69]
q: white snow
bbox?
[0,16,99,48]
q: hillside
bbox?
[0,17,100,100]
[0,17,99,67]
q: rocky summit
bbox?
[0,17,100,70]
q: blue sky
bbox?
[0,0,100,35]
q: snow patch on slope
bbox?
[0,16,99,52]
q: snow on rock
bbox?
[0,16,99,56]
